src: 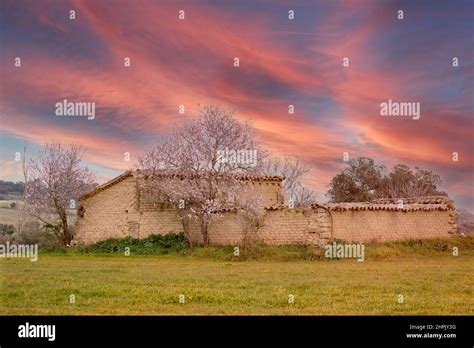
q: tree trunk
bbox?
[177,209,194,248]
[60,213,71,246]
[201,218,209,246]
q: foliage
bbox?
[0,223,15,236]
[327,157,447,202]
[378,164,445,198]
[0,180,24,195]
[76,232,189,254]
[46,234,474,262]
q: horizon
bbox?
[0,0,473,210]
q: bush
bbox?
[0,224,16,236]
[0,224,15,244]
[79,232,189,254]
[14,221,42,244]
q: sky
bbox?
[0,0,473,209]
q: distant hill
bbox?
[0,180,24,197]
[457,209,474,234]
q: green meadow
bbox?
[1,236,473,315]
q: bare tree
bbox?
[25,143,95,245]
[262,156,317,206]
[138,105,266,245]
[291,185,319,207]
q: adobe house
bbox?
[74,171,457,245]
[74,170,285,245]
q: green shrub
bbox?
[71,232,189,255]
[0,224,15,236]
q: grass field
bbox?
[0,206,76,226]
[1,248,473,315]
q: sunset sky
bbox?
[1,0,473,209]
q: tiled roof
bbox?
[80,170,284,200]
[370,196,451,205]
[235,174,284,182]
[320,202,452,212]
[264,196,454,212]
[137,170,284,182]
[264,204,288,211]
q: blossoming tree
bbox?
[25,143,95,245]
[138,106,268,245]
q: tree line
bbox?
[326,157,446,203]
[0,180,24,196]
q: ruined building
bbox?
[74,171,457,245]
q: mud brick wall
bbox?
[195,206,454,246]
[75,176,183,244]
[74,171,456,246]
[201,207,332,246]
[207,211,246,245]
[138,210,182,238]
[74,176,138,244]
[257,209,316,245]
[245,181,283,208]
[75,174,284,245]
[330,210,455,242]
